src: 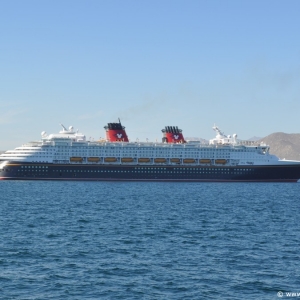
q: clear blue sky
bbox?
[1,0,300,149]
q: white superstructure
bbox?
[0,124,298,166]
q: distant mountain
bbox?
[258,132,300,161]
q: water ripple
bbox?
[1,181,300,299]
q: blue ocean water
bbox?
[1,182,300,299]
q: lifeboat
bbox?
[70,157,83,162]
[87,157,100,162]
[215,159,227,165]
[138,158,150,163]
[154,158,167,163]
[104,157,118,162]
[170,158,180,163]
[121,157,134,163]
[200,159,211,164]
[183,159,196,164]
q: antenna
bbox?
[60,124,68,131]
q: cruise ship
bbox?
[1,121,300,182]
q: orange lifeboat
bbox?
[183,159,196,164]
[215,159,227,165]
[87,157,100,162]
[200,159,211,164]
[170,158,180,163]
[138,158,150,163]
[154,158,167,163]
[104,157,117,162]
[121,157,134,163]
[70,157,83,162]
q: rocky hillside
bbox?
[258,133,300,161]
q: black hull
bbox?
[1,162,300,182]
